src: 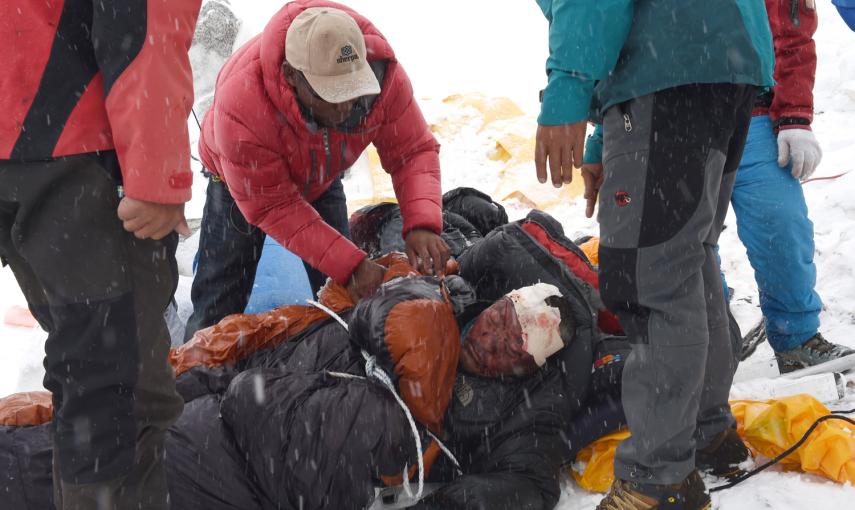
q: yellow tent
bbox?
[441,93,584,209]
[346,93,584,215]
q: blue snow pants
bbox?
[723,115,822,352]
[833,0,855,32]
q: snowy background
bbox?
[1,1,854,508]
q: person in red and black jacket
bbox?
[721,0,855,370]
[185,1,449,340]
[0,1,201,508]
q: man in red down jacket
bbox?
[0,0,201,508]
[186,0,449,339]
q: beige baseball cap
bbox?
[285,7,381,104]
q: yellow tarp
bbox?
[366,145,396,204]
[344,145,397,214]
[494,161,585,210]
[570,395,855,493]
[572,429,631,493]
[470,97,585,209]
[350,93,585,212]
[433,93,525,136]
[579,237,600,266]
[731,396,855,484]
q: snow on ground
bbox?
[1,1,854,508]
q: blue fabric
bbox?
[716,247,730,303]
[835,5,855,31]
[185,177,350,341]
[245,237,312,314]
[186,178,266,341]
[723,115,822,351]
[537,0,775,124]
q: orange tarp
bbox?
[0,391,52,426]
[170,253,419,376]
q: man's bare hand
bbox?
[117,197,190,240]
[535,121,587,188]
[405,229,450,276]
[580,163,604,218]
[346,258,386,301]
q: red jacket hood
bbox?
[257,0,396,134]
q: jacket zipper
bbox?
[617,102,632,133]
[340,139,348,173]
[322,128,332,182]
[306,150,317,196]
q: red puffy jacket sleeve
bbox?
[374,64,443,238]
[216,114,367,286]
[767,0,817,129]
[93,0,200,203]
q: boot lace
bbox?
[804,334,853,357]
[597,481,656,510]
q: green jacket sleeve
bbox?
[537,0,635,125]
[583,124,603,165]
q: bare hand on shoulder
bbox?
[346,258,386,302]
[405,229,450,276]
[117,197,191,240]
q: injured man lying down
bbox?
[1,191,636,510]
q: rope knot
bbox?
[364,354,378,378]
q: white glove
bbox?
[777,128,823,180]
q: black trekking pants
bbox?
[0,153,183,509]
[184,176,350,341]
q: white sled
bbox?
[368,484,444,509]
[731,353,855,403]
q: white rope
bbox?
[361,349,425,499]
[305,299,349,331]
[308,299,465,493]
[307,299,424,499]
[325,371,364,380]
[426,430,462,474]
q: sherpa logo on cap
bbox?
[336,45,359,64]
[285,7,381,103]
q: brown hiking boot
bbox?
[695,428,751,479]
[596,470,711,510]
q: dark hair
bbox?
[282,61,324,101]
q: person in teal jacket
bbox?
[534,1,775,509]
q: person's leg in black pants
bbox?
[186,176,351,340]
[0,154,183,509]
[304,177,352,296]
[184,178,265,341]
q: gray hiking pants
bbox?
[597,84,755,485]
